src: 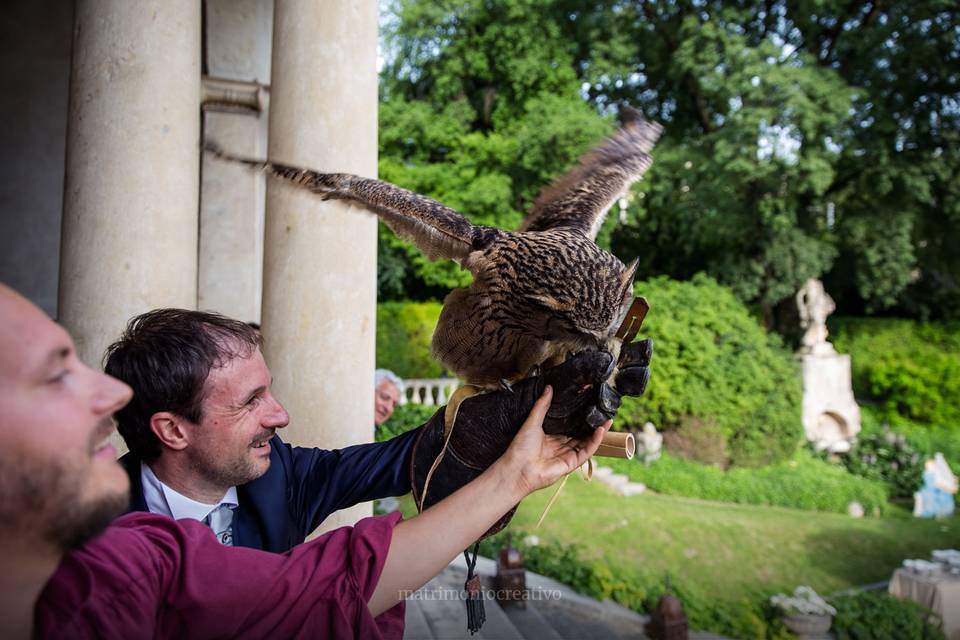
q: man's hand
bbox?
[494,386,610,499]
[373,388,608,617]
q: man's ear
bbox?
[149,412,191,452]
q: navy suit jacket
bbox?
[121,428,420,553]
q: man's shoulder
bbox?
[52,513,194,575]
[35,514,189,636]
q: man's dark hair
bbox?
[104,309,263,461]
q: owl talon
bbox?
[499,379,514,393]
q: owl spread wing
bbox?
[519,111,663,241]
[205,144,478,264]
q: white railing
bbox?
[401,378,460,406]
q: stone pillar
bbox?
[198,0,273,323]
[262,1,379,531]
[59,0,200,370]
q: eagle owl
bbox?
[209,111,662,387]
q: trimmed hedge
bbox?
[376,301,444,378]
[830,318,960,428]
[623,274,803,467]
[605,450,890,515]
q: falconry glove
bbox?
[591,336,655,421]
[410,341,653,538]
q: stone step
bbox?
[501,603,563,640]
[405,566,525,640]
[535,602,646,640]
[618,482,646,496]
[604,473,629,488]
[408,555,735,640]
[592,466,614,479]
[403,597,435,640]
[409,574,469,639]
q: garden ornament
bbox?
[206,109,662,391]
[796,278,836,354]
[494,534,526,608]
[646,575,688,640]
[770,586,836,638]
[914,452,957,518]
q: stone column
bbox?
[262,1,379,531]
[199,0,273,323]
[59,0,200,370]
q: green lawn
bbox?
[401,477,960,603]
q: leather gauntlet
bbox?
[410,341,652,538]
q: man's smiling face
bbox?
[185,347,290,489]
[0,284,133,550]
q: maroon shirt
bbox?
[35,511,405,639]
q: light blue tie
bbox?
[203,504,235,546]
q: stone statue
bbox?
[914,453,957,518]
[796,278,836,353]
[796,278,860,452]
[636,421,663,465]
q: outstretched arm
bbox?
[367,386,609,616]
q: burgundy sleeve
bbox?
[35,511,406,640]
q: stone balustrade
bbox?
[402,378,460,406]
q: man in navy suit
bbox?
[104,308,420,552]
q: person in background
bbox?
[375,368,404,426]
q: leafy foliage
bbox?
[606,450,889,515]
[859,407,960,478]
[829,591,945,640]
[377,0,612,298]
[379,0,960,321]
[836,429,925,499]
[374,403,436,443]
[621,274,802,466]
[830,318,960,427]
[375,301,444,378]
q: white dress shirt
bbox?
[140,462,239,545]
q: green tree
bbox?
[378,0,960,321]
[377,0,611,299]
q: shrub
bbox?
[830,318,960,427]
[622,274,803,467]
[375,403,437,442]
[376,301,444,378]
[605,450,889,514]
[859,406,960,476]
[837,428,925,499]
[828,591,945,640]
